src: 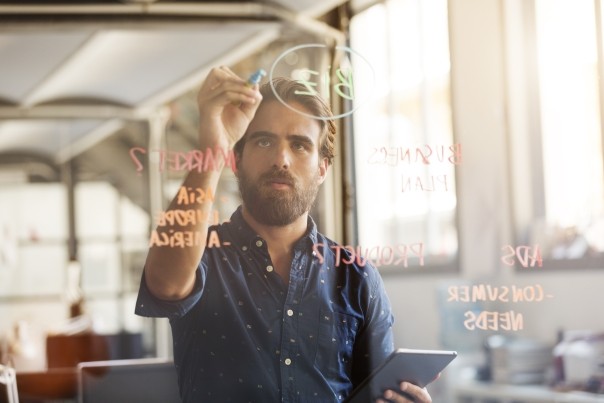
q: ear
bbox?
[317,158,328,184]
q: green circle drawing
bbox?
[269,43,375,121]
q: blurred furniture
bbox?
[455,381,604,402]
[46,332,143,369]
[46,333,110,370]
[16,368,77,402]
[16,332,143,402]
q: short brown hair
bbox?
[234,77,336,165]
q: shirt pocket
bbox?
[314,310,359,384]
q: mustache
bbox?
[260,169,296,186]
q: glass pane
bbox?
[0,183,68,296]
[0,185,20,272]
[120,196,150,239]
[80,242,121,294]
[1,244,67,296]
[351,0,458,271]
[76,182,118,239]
[533,0,604,259]
[85,298,121,334]
[14,183,68,240]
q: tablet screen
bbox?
[345,348,457,403]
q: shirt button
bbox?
[284,358,292,366]
[266,265,274,272]
[242,246,248,251]
[256,240,263,247]
[287,309,294,317]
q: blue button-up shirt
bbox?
[136,207,394,403]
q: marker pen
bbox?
[234,69,265,106]
[246,69,266,87]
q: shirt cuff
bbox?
[134,265,205,319]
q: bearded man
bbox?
[136,66,433,403]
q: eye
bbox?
[292,141,308,151]
[257,138,271,147]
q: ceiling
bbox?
[0,1,350,183]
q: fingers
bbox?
[210,82,259,105]
[202,66,244,90]
[199,66,262,109]
[375,382,432,403]
[202,78,258,105]
[375,389,410,403]
[237,89,263,116]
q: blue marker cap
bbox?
[248,69,267,85]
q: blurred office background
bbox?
[0,0,603,401]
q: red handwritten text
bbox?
[149,229,230,249]
[501,244,543,268]
[129,147,236,173]
[368,144,462,166]
[312,242,424,268]
[402,175,449,192]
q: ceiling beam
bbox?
[0,2,346,44]
[0,104,154,120]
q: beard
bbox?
[237,166,320,226]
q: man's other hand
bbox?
[375,382,432,403]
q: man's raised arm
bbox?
[143,66,263,300]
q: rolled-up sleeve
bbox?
[134,263,206,320]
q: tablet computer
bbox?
[344,348,457,403]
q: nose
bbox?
[272,142,291,170]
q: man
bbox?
[136,66,433,403]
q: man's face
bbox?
[236,100,328,226]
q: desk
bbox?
[455,381,604,403]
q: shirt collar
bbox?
[227,206,319,250]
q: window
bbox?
[76,181,149,332]
[0,182,68,296]
[350,0,458,273]
[509,0,604,268]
